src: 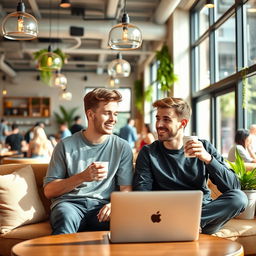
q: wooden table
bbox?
[11,231,244,256]
[0,150,19,164]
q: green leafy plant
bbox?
[145,45,178,102]
[53,105,78,129]
[33,48,68,86]
[226,149,256,190]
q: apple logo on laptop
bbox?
[151,211,161,223]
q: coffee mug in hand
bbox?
[94,161,109,179]
[183,136,198,158]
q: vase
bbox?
[236,190,256,220]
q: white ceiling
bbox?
[0,0,195,78]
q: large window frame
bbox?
[190,0,256,154]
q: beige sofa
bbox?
[0,163,255,256]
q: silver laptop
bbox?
[110,190,203,243]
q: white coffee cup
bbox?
[94,161,109,179]
[183,136,198,158]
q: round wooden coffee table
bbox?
[11,231,244,256]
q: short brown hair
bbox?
[153,97,191,120]
[84,88,122,112]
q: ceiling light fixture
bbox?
[2,75,7,95]
[106,76,120,89]
[37,0,62,71]
[52,70,67,89]
[205,0,215,8]
[108,53,131,78]
[59,0,71,8]
[37,45,62,71]
[60,88,72,100]
[1,0,38,40]
[108,0,142,50]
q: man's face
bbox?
[90,101,118,135]
[155,108,184,141]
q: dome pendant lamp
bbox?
[59,0,71,8]
[38,45,62,71]
[51,70,67,89]
[108,0,142,50]
[205,0,215,8]
[106,76,120,89]
[2,0,38,40]
[108,53,131,78]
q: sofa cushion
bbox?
[0,165,47,234]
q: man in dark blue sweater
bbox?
[133,97,248,234]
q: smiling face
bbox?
[88,101,119,135]
[156,107,187,142]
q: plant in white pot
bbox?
[226,149,256,219]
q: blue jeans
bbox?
[50,198,110,235]
[201,189,248,234]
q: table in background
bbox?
[0,151,19,164]
[12,231,244,256]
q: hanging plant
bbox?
[145,45,178,102]
[33,48,68,86]
[155,44,178,92]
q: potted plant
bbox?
[54,105,78,129]
[226,149,256,219]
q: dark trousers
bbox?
[50,198,110,235]
[201,189,248,234]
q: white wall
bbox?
[0,72,135,135]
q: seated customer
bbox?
[133,96,248,235]
[44,88,133,235]
[227,129,256,163]
[27,126,53,159]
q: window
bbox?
[215,0,235,20]
[246,75,256,128]
[216,91,235,157]
[215,16,236,81]
[196,99,211,140]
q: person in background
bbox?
[59,122,72,139]
[0,118,11,145]
[70,115,85,134]
[133,96,247,235]
[119,118,138,150]
[24,121,45,144]
[5,124,26,153]
[227,129,256,163]
[44,88,133,235]
[249,124,256,155]
[137,123,155,151]
[27,126,53,159]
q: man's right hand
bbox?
[81,162,108,182]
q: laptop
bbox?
[109,190,203,243]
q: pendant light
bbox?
[51,70,67,89]
[106,76,120,89]
[2,0,38,40]
[37,0,62,71]
[60,88,72,101]
[37,45,62,71]
[2,75,7,95]
[205,0,215,8]
[59,0,71,8]
[108,0,142,50]
[108,53,131,78]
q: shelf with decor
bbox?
[2,96,50,118]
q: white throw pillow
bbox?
[0,165,47,233]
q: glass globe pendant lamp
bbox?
[38,45,62,71]
[59,0,71,8]
[108,53,131,78]
[60,88,72,101]
[51,70,67,89]
[108,0,142,50]
[106,76,120,89]
[2,0,38,40]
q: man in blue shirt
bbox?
[119,118,138,149]
[44,88,133,235]
[133,96,248,234]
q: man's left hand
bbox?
[185,140,212,164]
[97,203,111,222]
